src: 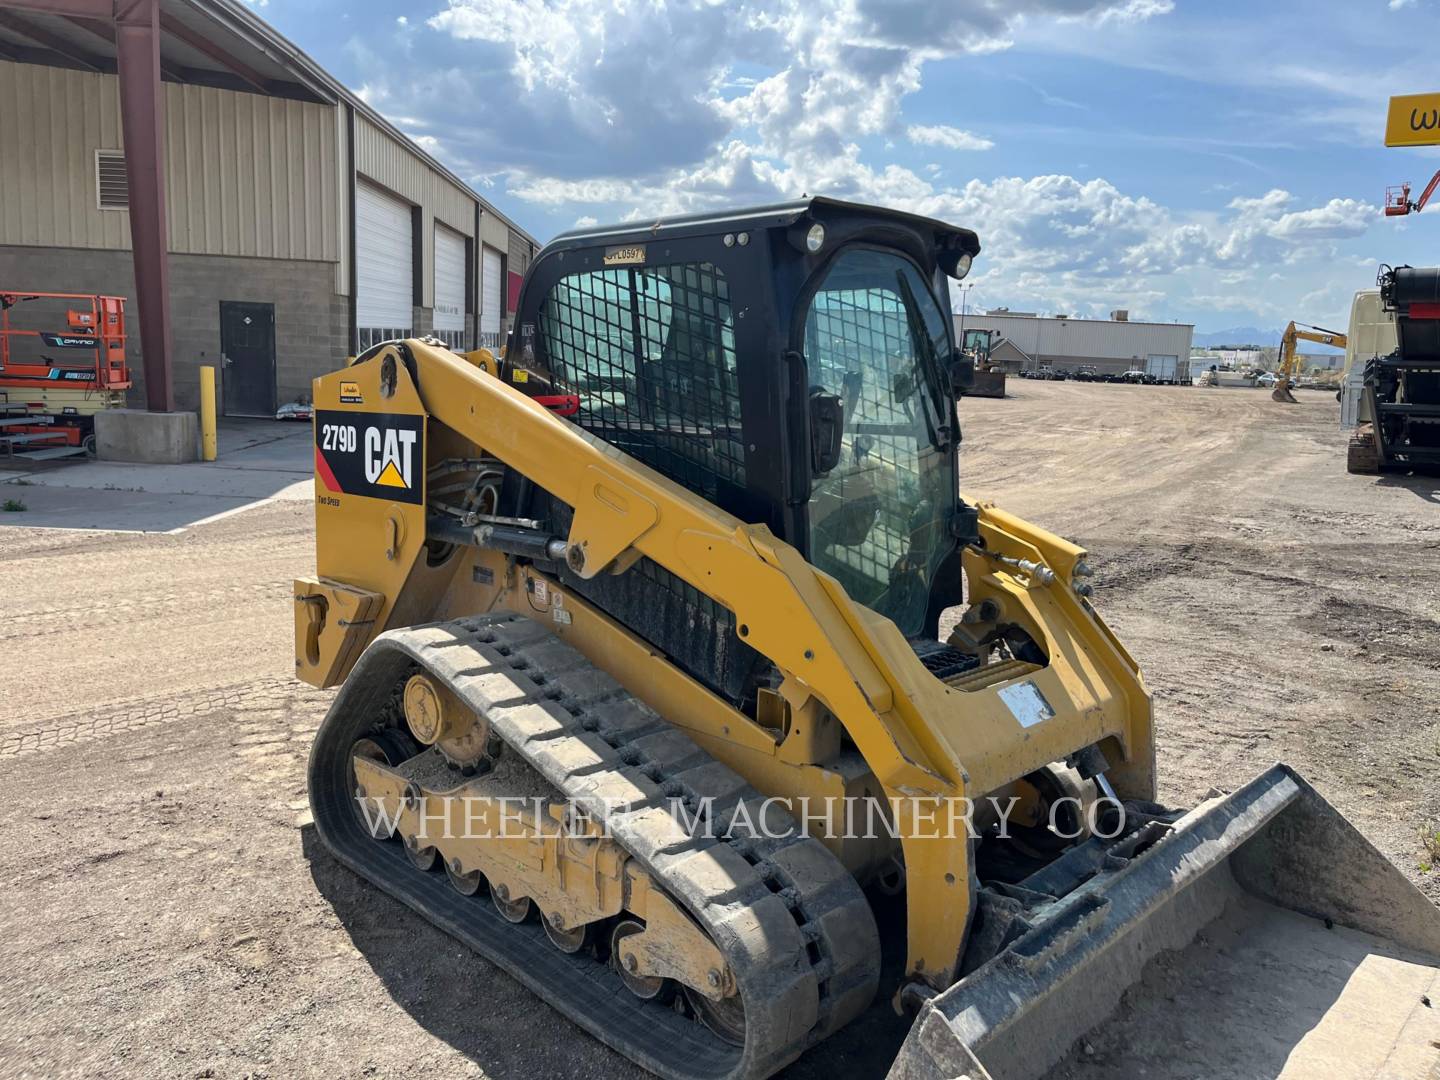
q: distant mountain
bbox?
[1192,327,1281,348]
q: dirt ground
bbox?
[2,380,1437,1080]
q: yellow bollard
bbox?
[200,365,217,461]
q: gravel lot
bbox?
[2,380,1437,1080]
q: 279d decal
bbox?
[314,410,424,505]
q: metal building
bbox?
[960,309,1195,379]
[0,0,537,415]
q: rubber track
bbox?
[1346,424,1381,475]
[308,614,880,1080]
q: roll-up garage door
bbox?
[356,181,413,347]
[433,225,467,345]
[481,246,503,345]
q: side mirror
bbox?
[948,352,976,391]
[809,387,844,475]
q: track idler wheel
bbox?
[685,986,747,1047]
[351,729,421,838]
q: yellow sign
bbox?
[1386,93,1440,147]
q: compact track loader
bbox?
[297,199,1440,1079]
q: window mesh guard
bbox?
[539,262,745,500]
[536,261,759,703]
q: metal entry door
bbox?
[219,301,276,417]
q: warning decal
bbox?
[314,409,424,505]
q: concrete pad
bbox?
[96,409,199,464]
[8,461,312,500]
[216,418,313,465]
[0,483,260,533]
[0,413,315,532]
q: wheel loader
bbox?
[296,198,1440,1079]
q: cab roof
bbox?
[545,196,980,258]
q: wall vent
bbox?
[95,150,129,210]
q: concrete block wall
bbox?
[0,245,347,413]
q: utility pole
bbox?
[958,283,975,342]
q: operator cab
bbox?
[507,198,982,701]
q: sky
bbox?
[249,0,1440,333]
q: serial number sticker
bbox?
[998,680,1055,729]
[603,244,646,267]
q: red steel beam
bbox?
[113,0,174,411]
[0,8,105,70]
[158,11,267,93]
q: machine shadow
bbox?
[1376,472,1440,503]
[301,824,915,1080]
[300,825,643,1080]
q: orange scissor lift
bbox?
[0,291,130,458]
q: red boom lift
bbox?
[1385,169,1440,216]
[0,291,130,456]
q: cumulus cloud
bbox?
[387,0,1169,188]
[347,0,1374,323]
[907,125,994,151]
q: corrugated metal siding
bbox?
[166,82,337,260]
[353,115,473,233]
[0,62,129,249]
[481,212,509,252]
[958,313,1193,364]
[507,229,532,277]
[0,61,338,261]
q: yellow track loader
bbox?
[296,198,1440,1079]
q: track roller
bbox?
[613,920,675,1003]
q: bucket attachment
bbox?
[1272,383,1299,403]
[890,765,1440,1080]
